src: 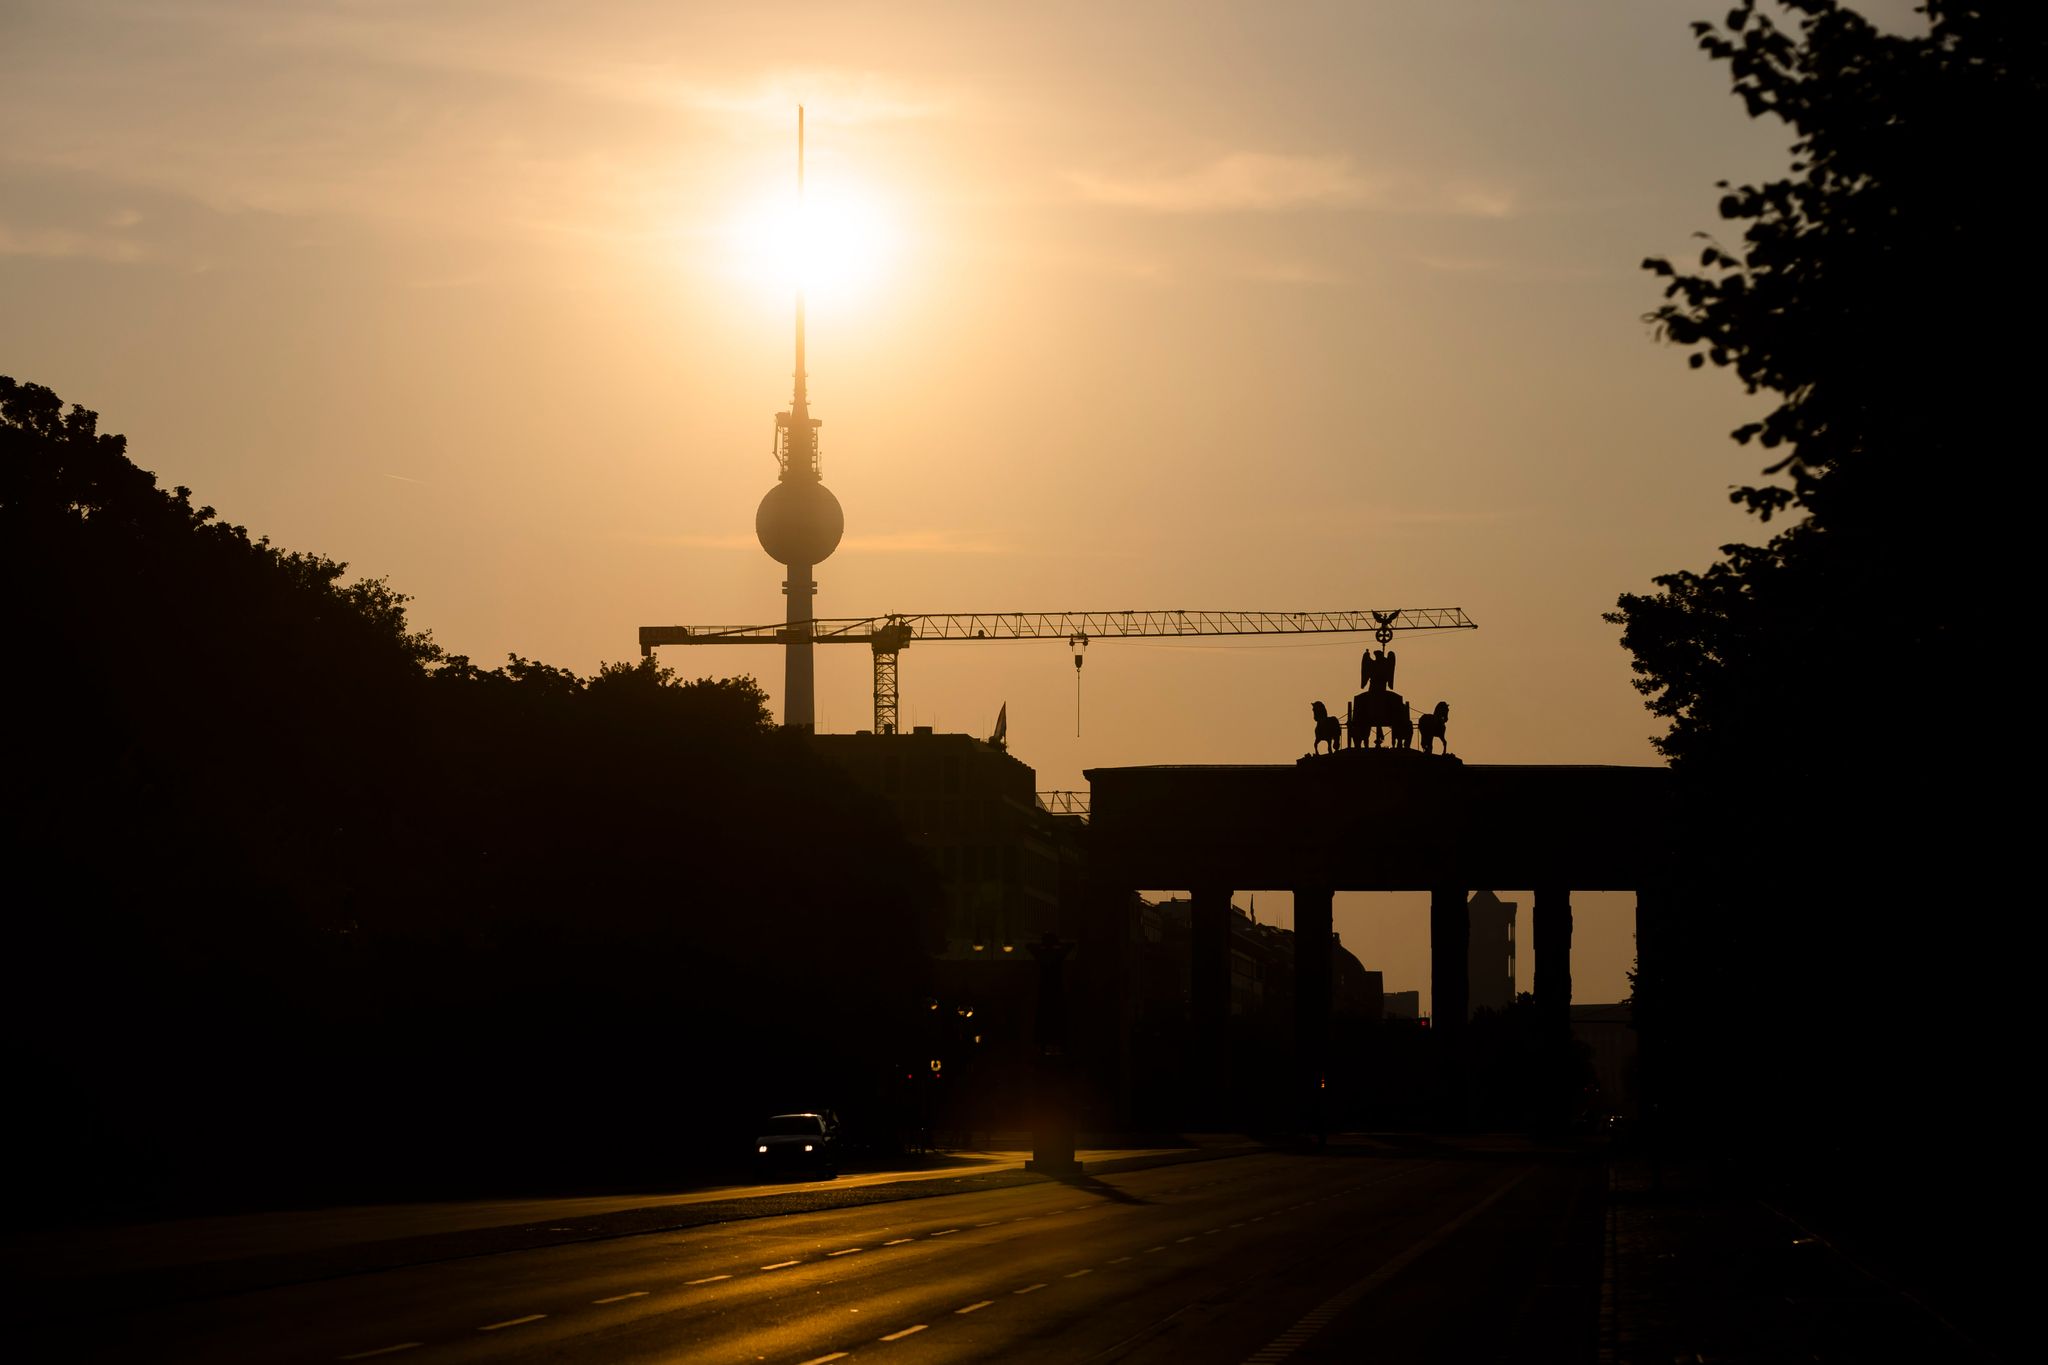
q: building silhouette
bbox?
[1384,989,1420,1020]
[1467,889,1518,1017]
[813,728,1067,956]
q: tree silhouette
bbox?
[3,377,938,1214]
[1612,0,2037,774]
[1605,7,2035,1345]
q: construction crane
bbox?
[640,607,1477,735]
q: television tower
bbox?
[753,106,844,729]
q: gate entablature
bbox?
[1083,756,1677,892]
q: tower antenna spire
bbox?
[753,103,843,731]
[793,105,806,414]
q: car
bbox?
[753,1112,839,1178]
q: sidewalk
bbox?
[1603,1156,2004,1363]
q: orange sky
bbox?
[1,1,1922,1008]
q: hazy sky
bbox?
[2,1,1913,1007]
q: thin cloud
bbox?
[672,71,947,125]
[634,532,759,550]
[1355,505,1530,526]
[840,530,1010,555]
[0,223,147,262]
[1073,152,1375,214]
[627,529,1011,555]
[1416,254,1503,274]
[1235,257,1348,286]
[1444,182,1519,219]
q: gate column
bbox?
[1294,887,1334,1136]
[1429,886,1469,1036]
[1533,887,1572,1037]
[1430,886,1469,1124]
[1190,885,1234,1119]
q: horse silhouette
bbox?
[1310,701,1343,755]
[1418,701,1450,755]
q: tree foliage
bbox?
[2,377,937,1212]
[1604,13,2037,1338]
[1610,0,2039,771]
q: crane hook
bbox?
[1070,634,1088,737]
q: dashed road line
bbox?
[686,1274,731,1285]
[1176,1236,1196,1244]
[827,1248,863,1257]
[1108,1255,1132,1264]
[338,1347,421,1361]
[762,1260,802,1271]
[478,1315,545,1332]
[879,1325,928,1341]
[884,1238,914,1246]
[976,1220,1002,1227]
[1065,1268,1094,1278]
[957,1301,994,1314]
[1015,1282,1047,1295]
[593,1291,647,1304]
[797,1354,849,1365]
[1205,1228,1223,1235]
[1145,1245,1166,1253]
[930,1228,960,1237]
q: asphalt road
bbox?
[65,1144,1604,1364]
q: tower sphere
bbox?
[756,478,844,566]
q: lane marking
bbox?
[478,1315,545,1332]
[762,1260,802,1270]
[339,1347,422,1361]
[976,1220,1002,1227]
[593,1291,648,1304]
[957,1301,994,1314]
[879,1325,928,1341]
[883,1238,913,1246]
[1145,1245,1166,1253]
[828,1248,863,1257]
[1205,1228,1223,1235]
[1065,1268,1094,1278]
[686,1274,731,1285]
[1240,1171,1529,1365]
[1109,1255,1133,1264]
[1176,1236,1196,1244]
[797,1354,849,1365]
[930,1228,960,1237]
[1015,1282,1047,1295]
[1230,1222,1245,1229]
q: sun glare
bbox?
[727,181,895,307]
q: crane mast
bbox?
[640,607,1477,734]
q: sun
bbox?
[726,179,895,307]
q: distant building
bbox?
[1135,898,1378,1020]
[1384,990,1420,1020]
[813,729,1067,957]
[1347,957,1386,1022]
[1467,889,1518,1017]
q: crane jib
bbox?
[635,609,1476,734]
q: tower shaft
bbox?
[785,564,815,730]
